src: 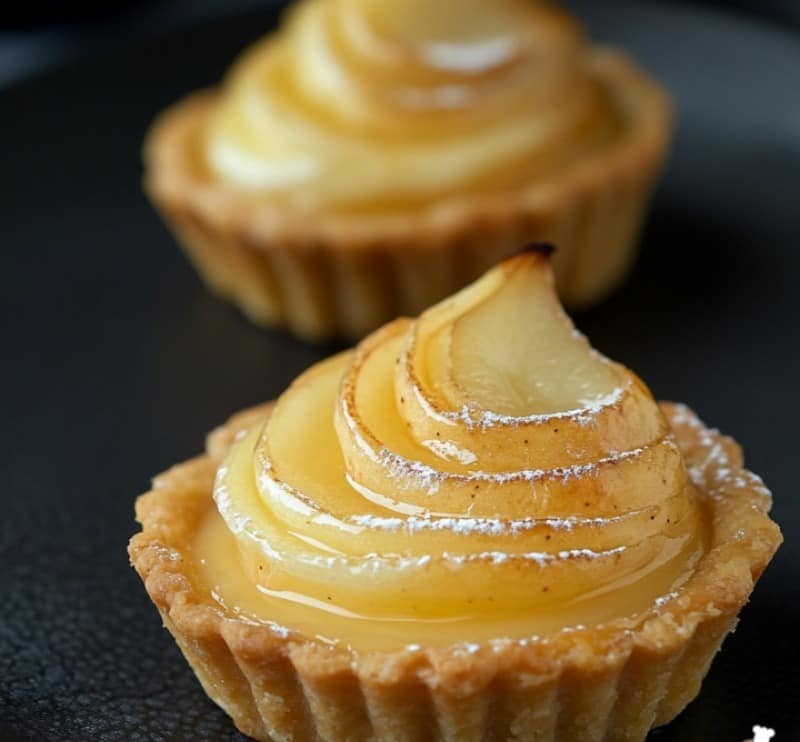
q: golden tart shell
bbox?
[129,402,780,742]
[143,49,671,341]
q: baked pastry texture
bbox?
[130,248,780,741]
[144,0,672,340]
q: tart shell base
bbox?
[129,403,780,742]
[143,50,672,341]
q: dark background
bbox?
[2,0,800,87]
[1,2,799,741]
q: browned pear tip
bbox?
[510,242,556,261]
[500,243,556,275]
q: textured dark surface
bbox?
[1,1,799,740]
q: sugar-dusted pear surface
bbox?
[203,248,706,646]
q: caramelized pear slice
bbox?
[447,252,618,415]
[344,0,583,77]
[218,425,699,618]
[336,314,688,518]
[350,0,527,72]
[395,248,666,470]
[215,246,703,623]
[256,345,688,554]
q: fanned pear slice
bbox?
[336,313,688,519]
[254,338,687,555]
[395,247,666,470]
[223,422,697,618]
[346,0,530,73]
[446,251,617,414]
[218,424,699,618]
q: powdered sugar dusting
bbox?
[654,591,679,608]
[667,403,773,507]
[375,444,646,493]
[440,546,626,567]
[421,438,478,464]
[346,513,628,536]
[409,374,626,430]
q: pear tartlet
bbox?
[130,248,779,741]
[144,0,672,340]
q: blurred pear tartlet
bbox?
[130,248,779,741]
[144,0,671,340]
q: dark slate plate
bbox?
[1,1,798,740]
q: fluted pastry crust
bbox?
[143,47,671,340]
[129,402,780,742]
